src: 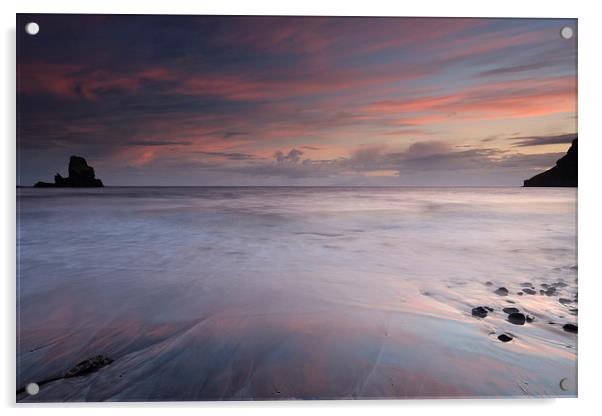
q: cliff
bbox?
[523,139,577,187]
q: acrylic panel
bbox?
[16,14,577,402]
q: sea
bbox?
[16,187,577,401]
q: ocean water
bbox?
[16,187,577,401]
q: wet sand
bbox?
[16,187,577,401]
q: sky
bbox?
[17,14,577,186]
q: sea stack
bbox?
[34,156,104,188]
[523,138,577,187]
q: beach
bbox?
[16,187,577,401]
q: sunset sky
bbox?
[17,14,577,186]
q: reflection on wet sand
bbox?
[17,187,577,401]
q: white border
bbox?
[2,1,601,415]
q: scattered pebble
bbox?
[562,323,578,334]
[507,312,526,325]
[470,275,575,346]
[494,287,509,296]
[471,306,489,318]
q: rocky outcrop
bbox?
[34,156,104,188]
[16,354,113,397]
[524,138,577,187]
[64,355,113,378]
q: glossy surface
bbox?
[17,187,577,401]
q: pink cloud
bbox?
[18,63,172,100]
[359,76,576,122]
[433,28,552,65]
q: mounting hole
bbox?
[560,26,573,40]
[25,22,39,36]
[559,377,575,392]
[25,382,39,395]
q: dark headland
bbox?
[34,156,104,188]
[524,138,577,187]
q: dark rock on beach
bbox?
[559,298,572,305]
[484,306,494,312]
[562,323,578,334]
[498,334,513,343]
[471,306,489,318]
[16,353,114,396]
[544,287,557,296]
[64,355,113,378]
[507,312,526,325]
[34,156,104,188]
[494,287,509,296]
[523,288,537,295]
[526,315,535,323]
[503,307,520,314]
[524,138,577,187]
